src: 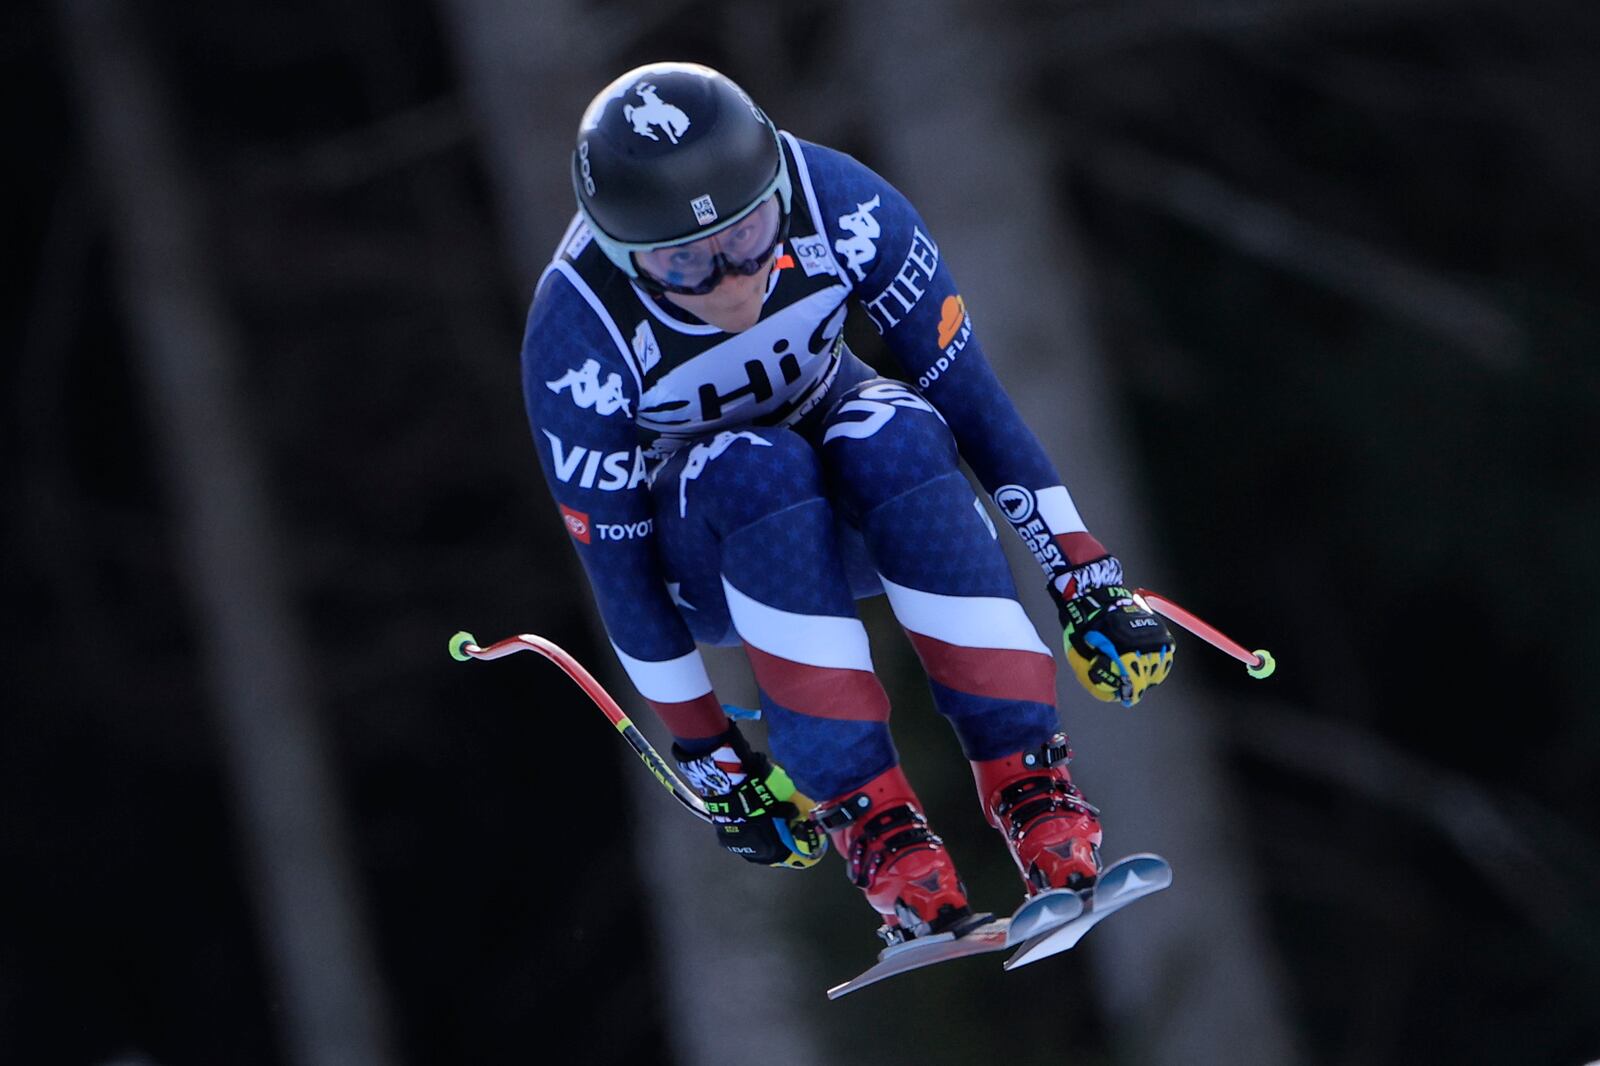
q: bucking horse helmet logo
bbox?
[624,84,691,144]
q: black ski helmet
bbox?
[571,62,792,279]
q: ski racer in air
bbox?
[522,62,1175,944]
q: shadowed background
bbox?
[5,1,1599,1064]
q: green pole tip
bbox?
[1246,649,1276,679]
[448,631,478,662]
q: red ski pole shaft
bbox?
[1133,589,1277,679]
[448,630,713,823]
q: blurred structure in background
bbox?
[56,2,396,1064]
[4,1,1598,1065]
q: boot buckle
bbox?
[814,791,873,832]
[1019,732,1073,769]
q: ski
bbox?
[825,854,1171,998]
[1004,853,1172,970]
[825,911,1017,1000]
[824,886,1090,999]
[1004,886,1088,943]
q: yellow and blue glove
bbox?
[671,723,827,870]
[1052,558,1175,707]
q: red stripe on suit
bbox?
[742,644,892,721]
[646,692,728,739]
[904,631,1057,705]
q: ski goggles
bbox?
[632,194,785,295]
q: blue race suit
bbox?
[522,134,1108,802]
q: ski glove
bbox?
[1051,556,1175,707]
[671,723,827,871]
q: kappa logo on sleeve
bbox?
[834,195,882,281]
[547,359,633,417]
[559,504,592,543]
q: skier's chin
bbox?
[667,262,772,333]
[705,293,763,332]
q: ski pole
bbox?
[1132,589,1277,679]
[448,630,713,824]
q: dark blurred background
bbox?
[5,1,1599,1065]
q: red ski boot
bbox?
[972,733,1103,894]
[814,765,973,946]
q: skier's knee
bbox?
[821,378,960,508]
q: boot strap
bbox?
[995,777,1100,839]
[844,804,943,887]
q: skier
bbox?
[523,62,1175,944]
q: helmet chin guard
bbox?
[571,62,792,280]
